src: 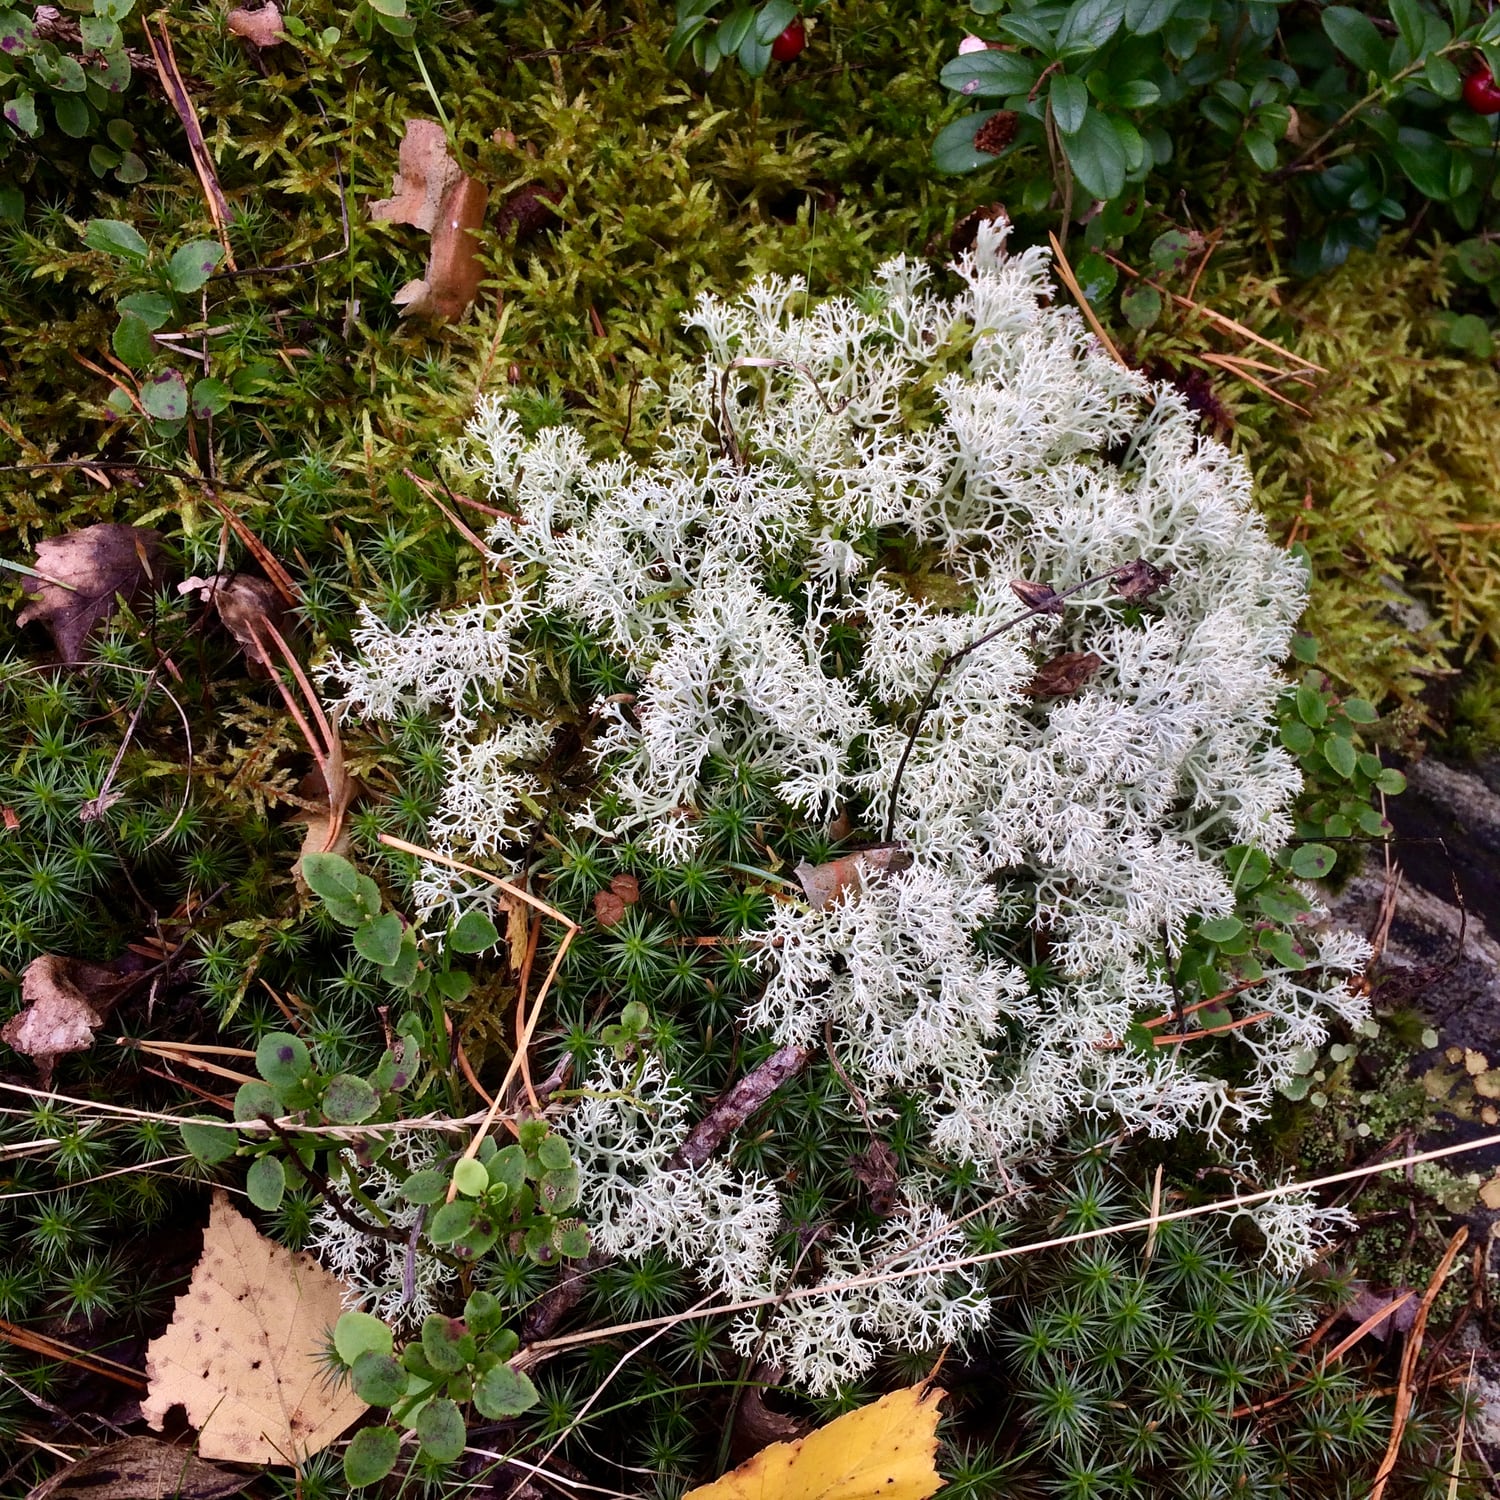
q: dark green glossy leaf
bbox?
[351,1350,406,1406]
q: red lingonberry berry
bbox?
[1463,65,1500,114]
[771,16,806,63]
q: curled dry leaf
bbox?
[1112,557,1175,602]
[26,1436,251,1500]
[1026,649,1103,698]
[179,572,288,673]
[592,872,640,928]
[848,1140,900,1217]
[494,183,561,243]
[225,1,284,47]
[794,844,912,911]
[16,523,166,663]
[142,1191,367,1464]
[1,953,136,1084]
[371,119,489,322]
[949,200,1007,257]
[729,1366,808,1467]
[684,1383,945,1500]
[1008,577,1065,615]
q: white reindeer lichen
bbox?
[329,221,1367,1387]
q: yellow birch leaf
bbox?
[141,1190,367,1464]
[684,1384,945,1500]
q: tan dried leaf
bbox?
[1026,650,1103,698]
[1481,1176,1500,1210]
[372,121,488,322]
[506,897,529,973]
[1,954,133,1084]
[17,523,167,663]
[142,1191,367,1464]
[27,1436,250,1500]
[179,572,288,673]
[225,2,284,47]
[795,845,911,911]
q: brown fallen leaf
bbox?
[179,572,288,674]
[494,183,561,243]
[729,1365,808,1467]
[26,1436,251,1500]
[372,119,489,322]
[1,954,136,1085]
[684,1382,945,1500]
[1026,650,1102,698]
[592,872,640,928]
[16,523,167,664]
[794,845,912,911]
[1009,578,1065,615]
[142,1191,367,1464]
[225,1,284,47]
[1112,557,1175,602]
[849,1140,900,1217]
[949,201,1007,257]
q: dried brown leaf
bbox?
[179,572,289,673]
[1,954,134,1084]
[593,873,639,927]
[849,1140,900,1216]
[225,2,284,47]
[142,1191,367,1463]
[16,523,166,663]
[1026,650,1102,698]
[373,120,488,322]
[730,1368,808,1467]
[26,1437,250,1500]
[794,845,912,911]
[1111,558,1175,602]
[1008,578,1064,615]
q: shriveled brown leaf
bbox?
[849,1140,900,1217]
[1008,578,1065,615]
[1026,650,1102,698]
[225,1,284,47]
[950,201,1007,257]
[730,1368,808,1467]
[1344,1283,1419,1341]
[179,572,288,673]
[16,523,166,664]
[1,954,135,1084]
[494,183,561,243]
[1112,557,1175,602]
[372,120,488,322]
[142,1191,367,1463]
[506,897,529,974]
[794,845,912,911]
[592,873,640,928]
[26,1436,251,1500]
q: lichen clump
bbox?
[333,223,1365,1388]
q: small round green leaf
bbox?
[256,1032,310,1089]
[323,1072,379,1125]
[351,1350,406,1407]
[1120,283,1161,330]
[191,378,231,418]
[343,1425,400,1487]
[449,908,499,954]
[428,1199,476,1243]
[416,1396,466,1463]
[335,1309,394,1364]
[1197,916,1244,944]
[118,291,173,330]
[111,312,152,370]
[451,1157,489,1197]
[473,1361,540,1419]
[354,910,403,968]
[401,1168,449,1205]
[83,216,147,260]
[167,238,224,293]
[1323,734,1357,779]
[245,1153,285,1211]
[301,852,360,901]
[1375,767,1407,796]
[1289,843,1337,880]
[537,1133,571,1171]
[179,1118,236,1165]
[140,369,188,422]
[233,1080,280,1122]
[421,1314,468,1374]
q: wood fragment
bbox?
[671,1044,812,1170]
